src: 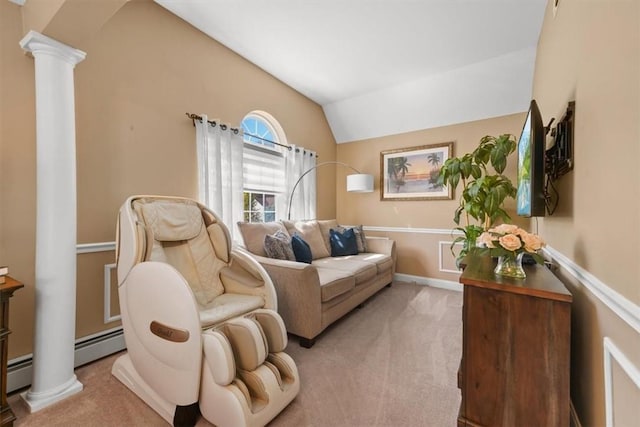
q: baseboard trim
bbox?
[8,327,125,393]
[394,273,462,292]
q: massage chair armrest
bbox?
[119,261,203,405]
[219,248,278,310]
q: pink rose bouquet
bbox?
[476,224,545,264]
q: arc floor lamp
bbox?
[287,161,374,220]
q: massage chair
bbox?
[112,195,299,426]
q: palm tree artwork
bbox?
[381,142,453,200]
[387,157,411,192]
[427,152,443,188]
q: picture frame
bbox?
[380,141,454,201]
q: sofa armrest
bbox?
[365,237,397,274]
[365,237,395,256]
[248,254,323,340]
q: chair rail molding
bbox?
[543,246,640,334]
[364,226,463,235]
[76,241,116,254]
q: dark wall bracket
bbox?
[544,101,575,215]
[546,101,575,180]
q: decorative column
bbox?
[18,30,85,412]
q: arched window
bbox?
[241,111,287,223]
[242,114,277,149]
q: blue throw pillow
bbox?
[291,233,313,264]
[329,228,359,257]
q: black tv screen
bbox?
[516,100,546,217]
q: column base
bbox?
[20,375,83,413]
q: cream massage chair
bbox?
[112,195,300,426]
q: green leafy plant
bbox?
[438,134,518,264]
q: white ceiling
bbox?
[155,0,547,143]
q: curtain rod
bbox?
[185,112,294,151]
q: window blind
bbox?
[243,144,286,193]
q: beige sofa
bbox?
[237,219,396,347]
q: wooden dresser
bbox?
[1,277,23,427]
[458,256,572,427]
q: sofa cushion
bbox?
[312,257,377,286]
[291,234,312,264]
[237,221,288,257]
[282,220,331,260]
[263,230,295,261]
[315,267,355,302]
[347,253,394,274]
[329,228,359,256]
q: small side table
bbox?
[1,277,23,427]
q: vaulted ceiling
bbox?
[155,0,547,143]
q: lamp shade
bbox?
[346,174,374,193]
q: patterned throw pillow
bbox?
[351,224,368,253]
[329,228,359,257]
[264,230,296,261]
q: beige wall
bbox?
[4,0,638,422]
[336,113,527,280]
[338,1,640,425]
[0,0,336,359]
[532,1,639,425]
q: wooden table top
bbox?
[459,255,572,303]
[0,276,24,294]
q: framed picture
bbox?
[380,141,454,201]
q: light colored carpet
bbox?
[8,282,462,426]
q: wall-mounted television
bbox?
[516,99,547,217]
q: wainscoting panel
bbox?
[439,240,462,274]
[104,263,120,324]
[603,337,640,427]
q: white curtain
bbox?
[195,114,244,239]
[282,144,317,220]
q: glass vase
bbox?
[494,253,526,279]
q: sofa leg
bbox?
[299,337,316,348]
